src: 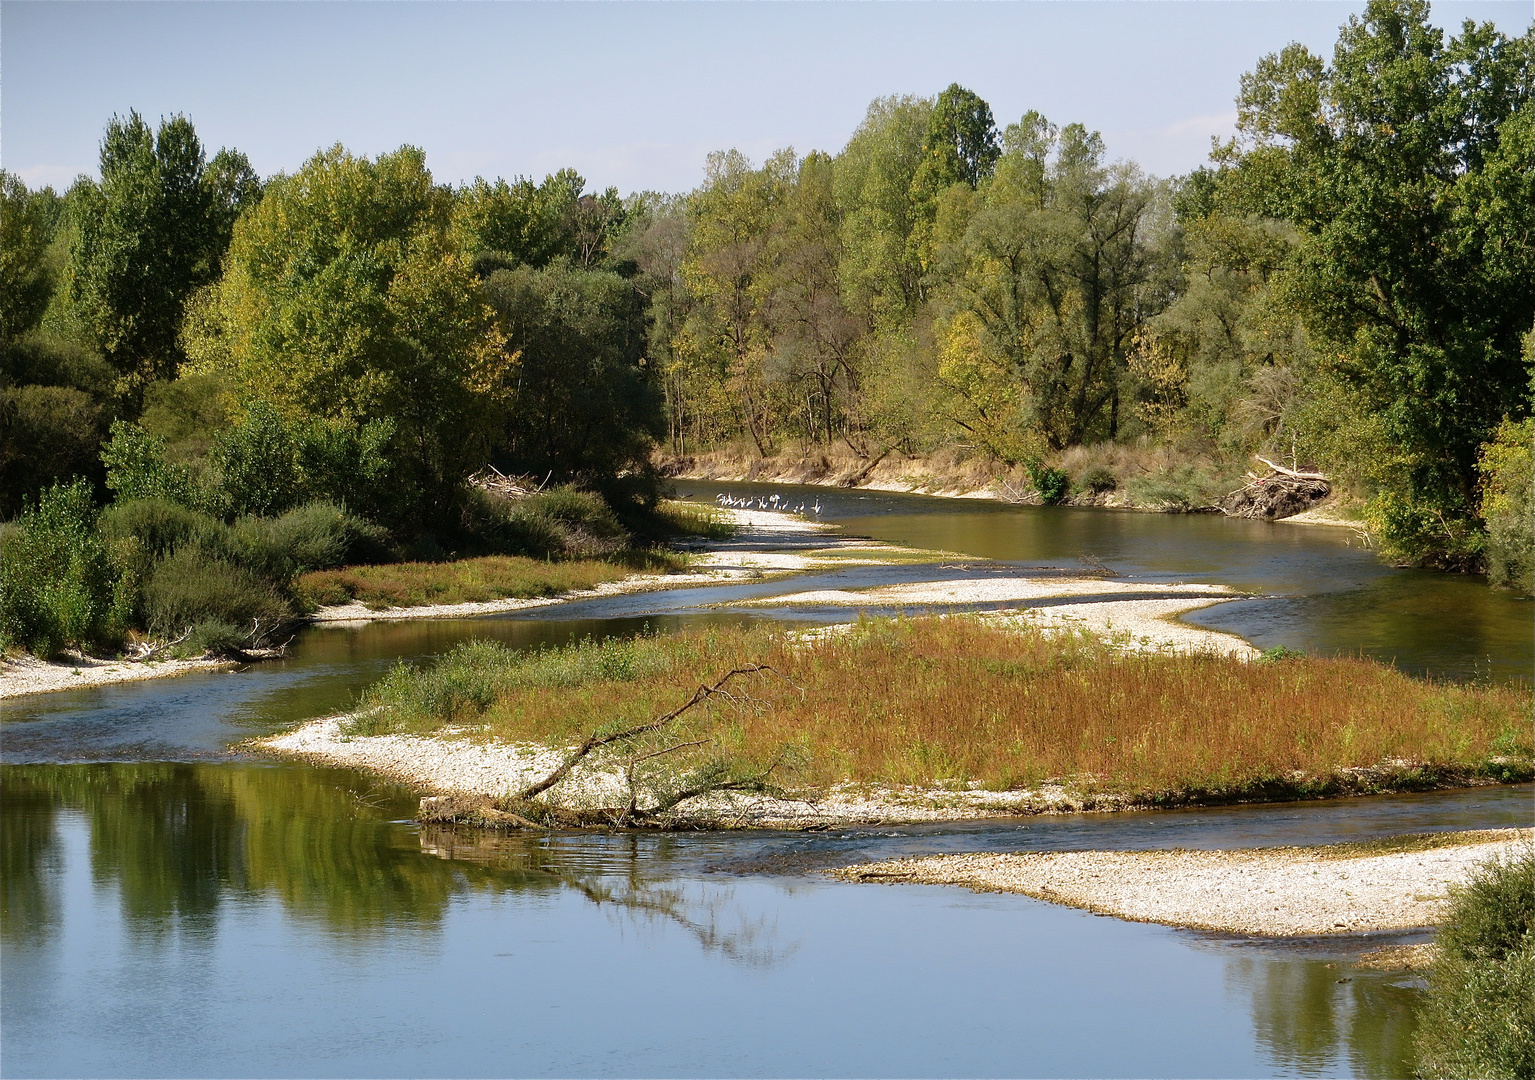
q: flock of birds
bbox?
[715,491,823,516]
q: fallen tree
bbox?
[418,664,801,829]
[1220,456,1331,520]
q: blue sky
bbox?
[3,1,1529,195]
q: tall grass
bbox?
[349,617,1532,797]
[294,551,687,611]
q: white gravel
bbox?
[1,652,236,699]
[252,716,1154,826]
[834,831,1533,935]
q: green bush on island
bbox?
[1414,844,1535,1080]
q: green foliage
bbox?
[1480,417,1534,594]
[1217,1,1535,554]
[1026,459,1071,504]
[482,262,661,481]
[1123,461,1227,512]
[208,401,395,521]
[191,145,511,531]
[101,420,202,506]
[1075,465,1117,495]
[0,385,106,516]
[1414,845,1535,1080]
[139,545,289,639]
[69,111,259,395]
[0,171,59,344]
[0,481,132,657]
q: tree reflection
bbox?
[418,825,798,967]
[1228,950,1421,1079]
[0,763,795,968]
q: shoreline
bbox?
[251,708,1523,830]
[664,451,1366,529]
[831,829,1532,936]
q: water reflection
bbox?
[3,759,1453,1077]
[1226,947,1423,1079]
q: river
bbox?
[3,483,1531,1077]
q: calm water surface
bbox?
[3,486,1532,1077]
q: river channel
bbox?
[3,483,1531,1077]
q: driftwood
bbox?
[1221,456,1331,521]
[419,665,793,830]
[838,447,891,488]
[467,465,550,501]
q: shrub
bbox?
[99,498,220,563]
[1026,460,1072,505]
[0,385,105,516]
[1480,418,1534,595]
[1123,462,1226,512]
[101,421,203,507]
[1415,844,1535,1080]
[0,480,132,657]
[1075,465,1118,495]
[139,546,291,639]
[223,501,390,580]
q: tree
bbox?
[936,118,1167,451]
[480,261,661,483]
[0,173,60,346]
[1215,0,1534,564]
[69,112,259,400]
[833,95,932,325]
[680,149,793,456]
[188,145,511,531]
[917,84,1002,191]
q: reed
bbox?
[354,616,1532,799]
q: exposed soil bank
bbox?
[832,829,1533,935]
[662,446,1361,527]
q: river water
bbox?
[3,483,1531,1078]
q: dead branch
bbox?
[516,665,773,801]
[1253,455,1328,482]
[839,447,890,488]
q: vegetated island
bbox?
[252,585,1532,829]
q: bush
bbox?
[1075,465,1118,495]
[1415,844,1535,1079]
[0,385,105,516]
[139,546,291,638]
[1480,418,1534,595]
[0,480,132,657]
[1026,460,1072,505]
[1123,462,1226,512]
[99,498,220,563]
[101,421,204,508]
[223,501,391,580]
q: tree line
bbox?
[2,0,1530,591]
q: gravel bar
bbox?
[832,830,1532,935]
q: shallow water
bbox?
[679,480,1533,684]
[4,761,1527,1078]
[3,485,1532,1077]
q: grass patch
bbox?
[648,500,736,541]
[347,616,1533,798]
[295,550,689,611]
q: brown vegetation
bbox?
[355,616,1532,800]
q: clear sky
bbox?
[3,1,1529,195]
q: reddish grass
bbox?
[358,617,1533,796]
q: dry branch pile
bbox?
[1221,456,1331,520]
[466,465,548,502]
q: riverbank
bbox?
[662,445,1364,527]
[831,829,1533,936]
[1,651,239,699]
